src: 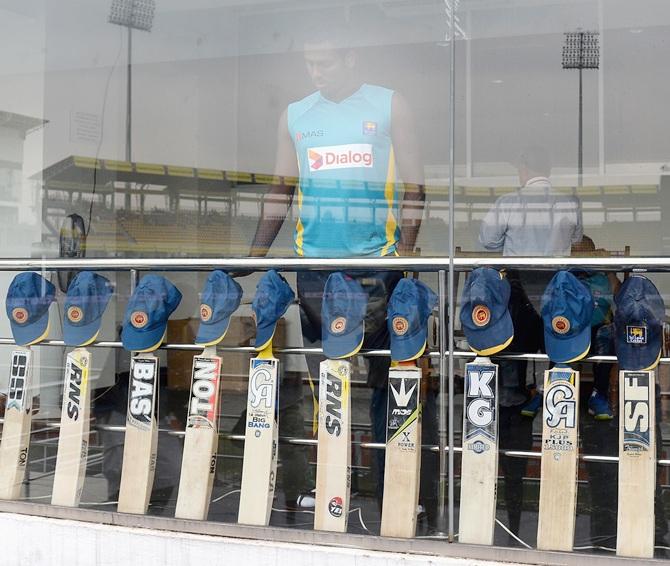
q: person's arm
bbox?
[571,196,584,245]
[391,93,425,255]
[249,108,298,257]
[479,198,507,251]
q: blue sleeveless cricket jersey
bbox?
[287,84,398,257]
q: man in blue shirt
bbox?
[246,25,428,524]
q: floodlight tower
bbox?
[562,30,599,188]
[109,0,155,208]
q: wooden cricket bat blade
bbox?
[238,347,278,526]
[0,348,34,500]
[380,364,422,538]
[537,366,579,551]
[616,370,655,558]
[314,359,352,532]
[175,349,222,520]
[459,357,498,545]
[117,354,159,514]
[51,348,91,507]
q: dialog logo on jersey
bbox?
[308,144,374,172]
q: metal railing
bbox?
[2,255,670,271]
[1,254,670,549]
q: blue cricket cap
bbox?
[121,275,182,352]
[321,272,367,359]
[6,272,56,346]
[252,270,294,351]
[195,270,243,346]
[459,268,513,356]
[541,271,594,363]
[614,275,664,371]
[388,278,437,362]
[63,272,114,347]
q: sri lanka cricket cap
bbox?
[6,272,56,346]
[459,267,513,356]
[388,278,437,362]
[63,272,114,347]
[252,270,294,351]
[121,275,182,352]
[195,270,243,346]
[614,275,664,371]
[321,272,367,359]
[541,270,594,364]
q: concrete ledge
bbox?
[0,501,659,566]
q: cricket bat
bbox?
[0,348,34,499]
[117,353,159,514]
[459,356,498,545]
[51,348,91,506]
[238,342,279,526]
[537,365,579,551]
[175,346,222,520]
[380,361,422,538]
[314,358,351,532]
[616,369,655,558]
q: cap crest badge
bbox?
[131,311,149,329]
[626,325,647,344]
[552,315,570,335]
[200,304,213,322]
[67,306,83,323]
[330,316,346,334]
[392,316,409,336]
[11,307,28,325]
[472,305,490,327]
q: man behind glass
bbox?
[478,146,583,539]
[246,23,428,523]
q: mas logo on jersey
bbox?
[362,121,377,135]
[626,325,647,344]
[308,144,374,172]
[295,129,325,142]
